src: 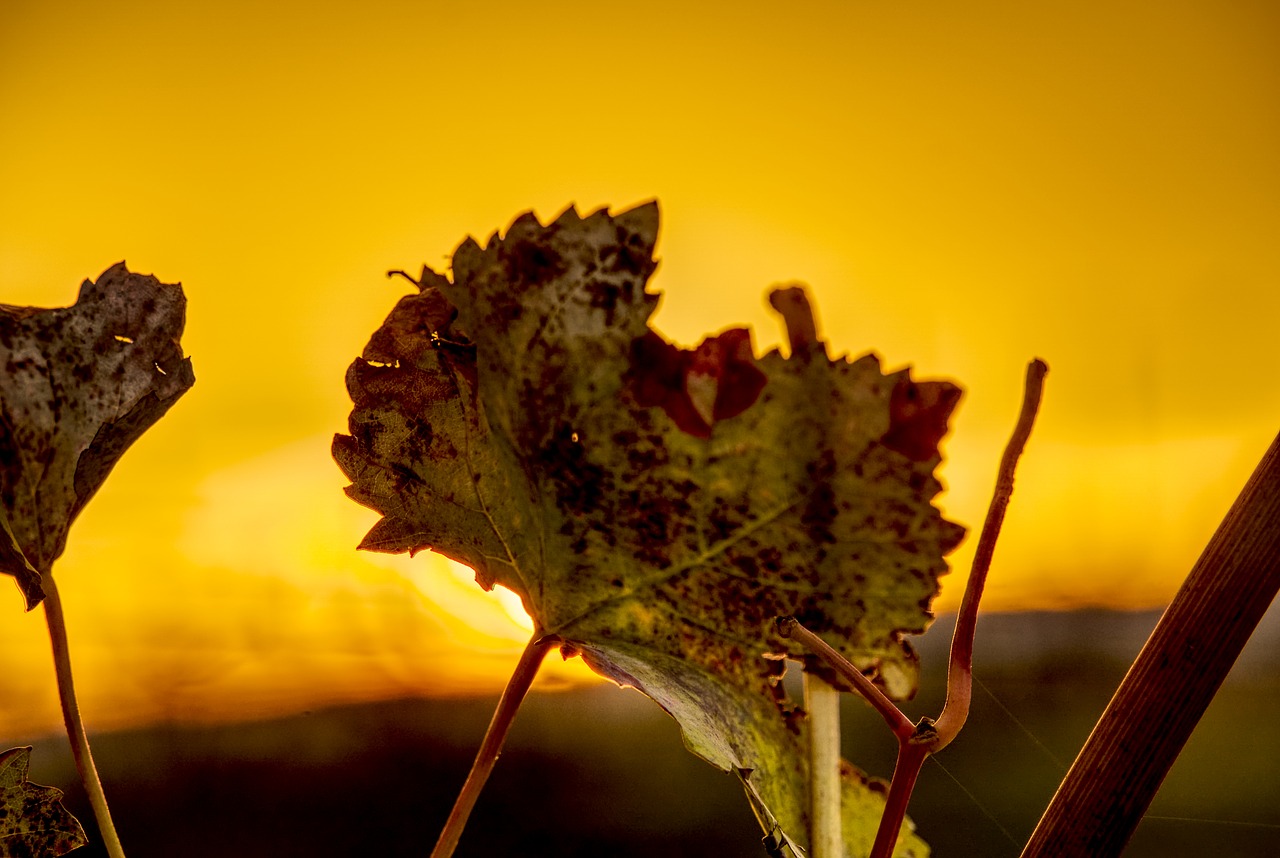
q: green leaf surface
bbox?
[0,746,87,858]
[0,263,196,608]
[334,203,962,854]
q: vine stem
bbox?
[869,741,929,858]
[43,575,127,858]
[933,357,1048,749]
[431,632,559,858]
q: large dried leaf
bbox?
[0,746,87,858]
[0,263,195,608]
[334,203,962,854]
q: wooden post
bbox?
[1021,431,1280,857]
[805,673,842,858]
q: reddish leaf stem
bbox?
[778,617,913,741]
[43,576,127,858]
[870,740,931,858]
[431,633,558,858]
[933,358,1047,749]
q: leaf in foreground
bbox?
[334,203,963,854]
[0,263,196,609]
[0,746,87,858]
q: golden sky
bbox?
[2,0,1277,737]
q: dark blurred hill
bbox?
[15,607,1279,857]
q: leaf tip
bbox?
[767,283,823,357]
[614,199,660,246]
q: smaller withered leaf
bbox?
[0,746,87,858]
[0,263,195,609]
[334,203,962,853]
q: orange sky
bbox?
[1,0,1278,738]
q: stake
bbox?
[1020,429,1280,857]
[804,672,842,858]
[43,576,127,858]
[431,633,558,858]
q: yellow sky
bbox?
[1,0,1277,737]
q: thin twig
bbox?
[44,576,127,858]
[386,269,420,286]
[933,358,1048,749]
[431,633,559,858]
[777,617,913,741]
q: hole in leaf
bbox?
[113,334,133,344]
[153,362,167,375]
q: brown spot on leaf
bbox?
[505,240,566,289]
[0,746,88,855]
[333,202,957,855]
[0,263,194,609]
[881,378,962,461]
[629,328,767,438]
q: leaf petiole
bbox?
[778,618,913,741]
[431,632,560,858]
[43,576,126,858]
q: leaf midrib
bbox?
[545,494,801,639]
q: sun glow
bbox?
[0,436,596,739]
[2,0,1277,742]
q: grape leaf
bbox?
[0,263,196,609]
[0,746,87,858]
[333,203,962,854]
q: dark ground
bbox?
[16,608,1280,857]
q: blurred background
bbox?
[2,0,1277,855]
